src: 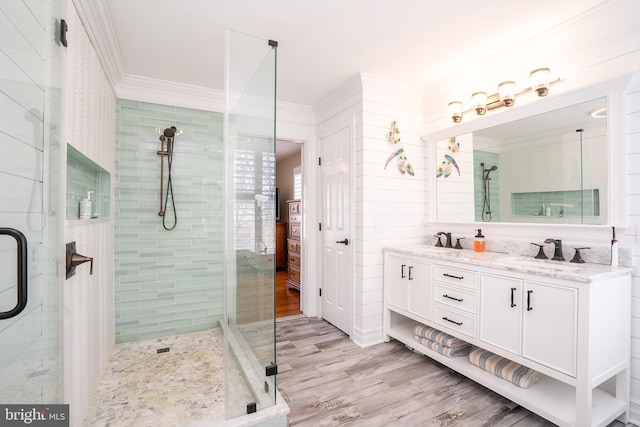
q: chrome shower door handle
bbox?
[0,228,28,320]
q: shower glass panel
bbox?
[224,31,277,419]
[0,0,64,406]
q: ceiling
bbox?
[102,0,608,108]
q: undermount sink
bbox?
[499,256,585,272]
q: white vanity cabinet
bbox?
[479,274,577,377]
[384,254,432,323]
[383,247,631,427]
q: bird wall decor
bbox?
[385,120,414,176]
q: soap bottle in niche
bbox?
[79,191,93,219]
[474,229,486,252]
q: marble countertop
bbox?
[384,245,632,283]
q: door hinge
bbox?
[319,288,322,297]
[265,362,278,377]
[318,157,322,166]
[247,402,257,414]
[319,223,322,231]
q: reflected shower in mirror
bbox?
[435,97,608,225]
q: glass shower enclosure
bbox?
[224,31,278,419]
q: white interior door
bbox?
[320,125,352,334]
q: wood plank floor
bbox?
[276,270,302,318]
[276,316,634,427]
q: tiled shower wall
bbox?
[114,100,224,342]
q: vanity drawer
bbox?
[289,253,300,267]
[434,284,477,314]
[288,239,300,254]
[434,305,477,339]
[434,265,477,289]
[289,202,300,214]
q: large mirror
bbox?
[435,97,608,224]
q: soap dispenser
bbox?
[79,191,93,219]
[474,229,486,253]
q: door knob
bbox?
[336,238,349,245]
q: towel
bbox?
[414,335,472,358]
[469,348,541,389]
[413,324,466,348]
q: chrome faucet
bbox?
[544,238,565,261]
[436,232,453,249]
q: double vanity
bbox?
[383,245,631,426]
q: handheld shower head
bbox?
[489,165,497,172]
[163,126,177,138]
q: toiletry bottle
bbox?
[79,191,92,219]
[474,229,486,252]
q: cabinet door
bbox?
[479,273,522,355]
[407,260,432,321]
[522,280,577,377]
[386,255,409,310]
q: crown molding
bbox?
[116,74,226,112]
[71,0,125,88]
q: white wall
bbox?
[63,3,116,425]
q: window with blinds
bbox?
[234,148,276,251]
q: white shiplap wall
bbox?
[63,2,116,425]
[316,73,425,346]
[355,75,426,346]
[625,76,640,421]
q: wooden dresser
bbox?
[275,222,287,270]
[287,200,301,291]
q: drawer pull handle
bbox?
[442,316,463,326]
[443,294,463,302]
[511,287,517,308]
[408,266,413,280]
[401,264,406,279]
[527,290,533,311]
[443,273,464,280]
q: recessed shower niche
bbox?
[66,144,111,220]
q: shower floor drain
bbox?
[156,347,170,354]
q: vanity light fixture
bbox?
[471,92,488,115]
[448,101,463,123]
[447,68,559,123]
[530,67,551,97]
[498,81,516,107]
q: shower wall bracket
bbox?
[265,362,278,376]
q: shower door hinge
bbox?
[318,157,322,166]
[265,362,278,376]
[268,39,278,47]
[319,288,322,297]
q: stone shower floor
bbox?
[84,327,253,426]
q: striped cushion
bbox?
[413,324,466,348]
[469,348,541,389]
[414,335,472,358]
